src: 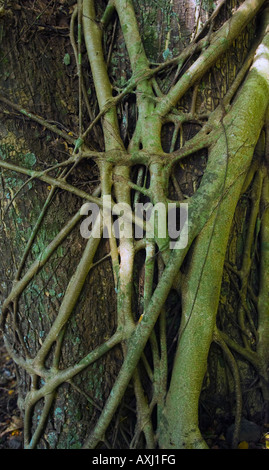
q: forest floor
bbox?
[0,331,23,449]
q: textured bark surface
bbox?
[0,0,269,450]
[0,1,121,448]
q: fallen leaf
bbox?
[0,416,23,438]
[238,441,249,449]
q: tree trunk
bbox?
[0,0,269,449]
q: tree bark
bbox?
[0,0,269,449]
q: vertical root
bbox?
[213,327,242,449]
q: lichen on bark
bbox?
[0,0,269,450]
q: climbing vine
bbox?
[0,0,269,449]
